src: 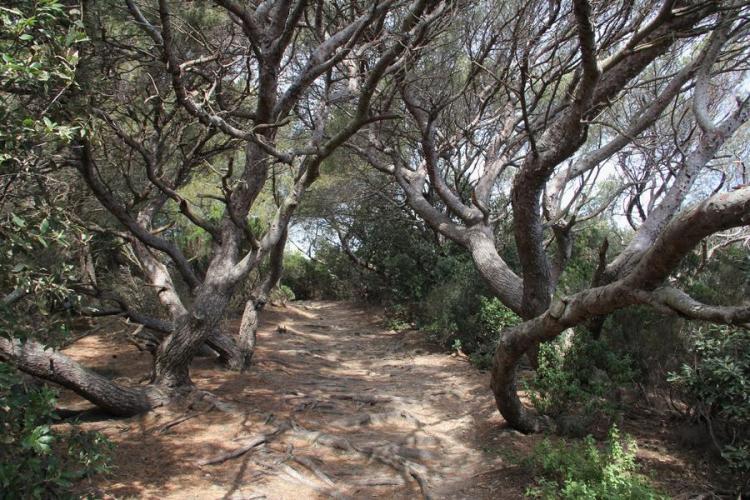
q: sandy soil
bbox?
[55,301,722,499]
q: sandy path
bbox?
[59,301,530,499]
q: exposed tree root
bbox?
[278,463,322,489]
[196,421,291,466]
[329,393,395,405]
[154,404,216,434]
[330,410,422,428]
[355,476,406,486]
[290,455,335,487]
[289,422,432,499]
[260,356,300,370]
[190,390,240,413]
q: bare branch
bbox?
[633,287,750,326]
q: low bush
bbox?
[526,331,635,432]
[467,297,521,369]
[269,284,296,305]
[414,255,522,362]
[525,425,665,499]
[282,249,351,300]
[384,304,413,332]
[603,306,687,388]
[0,363,113,498]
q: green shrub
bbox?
[525,426,666,499]
[468,297,521,369]
[668,325,750,484]
[414,256,476,342]
[603,306,687,388]
[282,249,350,300]
[414,254,503,352]
[526,331,635,430]
[269,284,295,305]
[0,363,113,498]
[477,297,521,332]
[384,304,412,331]
[419,281,468,344]
[281,252,317,299]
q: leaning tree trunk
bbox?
[235,227,288,371]
[0,337,166,416]
[205,329,245,368]
[1,244,274,415]
[465,230,545,368]
[236,300,260,371]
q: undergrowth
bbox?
[0,363,113,498]
[525,425,665,500]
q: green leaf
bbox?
[11,262,27,273]
[11,214,26,228]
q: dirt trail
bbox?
[59,301,532,499]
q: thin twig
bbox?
[156,405,215,434]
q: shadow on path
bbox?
[58,301,532,499]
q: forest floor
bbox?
[57,301,722,499]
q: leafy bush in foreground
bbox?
[525,426,665,500]
[0,363,113,498]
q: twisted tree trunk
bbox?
[490,324,543,433]
[152,282,234,388]
[490,187,750,432]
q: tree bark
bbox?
[205,329,243,366]
[236,301,260,371]
[490,321,547,433]
[235,227,288,371]
[490,187,750,432]
[466,228,524,315]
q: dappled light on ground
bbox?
[57,302,717,499]
[58,301,531,499]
